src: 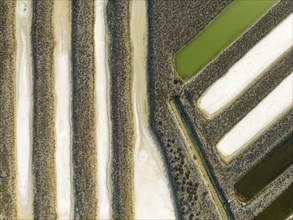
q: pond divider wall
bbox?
[31,1,57,218]
[71,0,97,218]
[0,1,17,219]
[106,1,134,219]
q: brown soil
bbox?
[0,1,17,219]
[106,1,135,219]
[31,1,57,219]
[71,0,98,219]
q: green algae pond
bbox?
[175,0,277,81]
[234,135,293,202]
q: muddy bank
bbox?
[0,1,16,219]
[106,1,134,219]
[71,0,97,218]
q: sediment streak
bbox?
[53,1,74,219]
[15,1,33,219]
[95,0,111,219]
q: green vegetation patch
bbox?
[175,0,277,81]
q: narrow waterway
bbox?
[95,0,111,219]
[15,1,34,219]
[130,0,176,218]
[170,98,233,220]
[53,1,73,219]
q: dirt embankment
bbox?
[71,0,97,219]
[106,1,134,219]
[0,1,17,219]
[31,1,56,219]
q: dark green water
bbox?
[175,0,277,81]
[234,136,293,202]
[253,183,293,220]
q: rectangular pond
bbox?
[254,183,293,220]
[234,135,293,202]
[175,0,277,81]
